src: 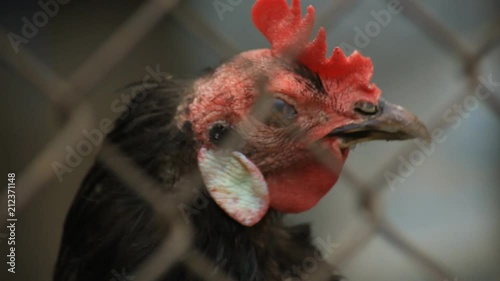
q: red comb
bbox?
[252,0,375,86]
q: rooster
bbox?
[53,0,429,280]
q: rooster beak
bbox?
[327,99,431,148]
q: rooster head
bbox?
[177,0,429,226]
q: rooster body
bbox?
[54,78,337,281]
[54,0,429,280]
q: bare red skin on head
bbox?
[185,50,380,143]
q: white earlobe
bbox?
[197,148,269,226]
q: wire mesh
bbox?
[1,0,499,280]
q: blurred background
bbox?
[1,0,499,281]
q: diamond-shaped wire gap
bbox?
[377,219,458,281]
[393,0,500,118]
[343,168,459,280]
[62,0,180,111]
[0,28,78,114]
[0,103,96,223]
[365,79,482,193]
[171,4,240,58]
[334,165,457,280]
[326,221,378,267]
[390,0,474,61]
[333,79,482,281]
[340,57,497,279]
[315,0,360,32]
[97,144,205,281]
[97,143,201,217]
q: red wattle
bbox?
[266,152,347,213]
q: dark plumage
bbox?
[53,78,342,281]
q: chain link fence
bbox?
[1,0,499,280]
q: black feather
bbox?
[53,76,343,281]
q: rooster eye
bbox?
[208,122,230,145]
[266,98,297,127]
[354,101,378,116]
